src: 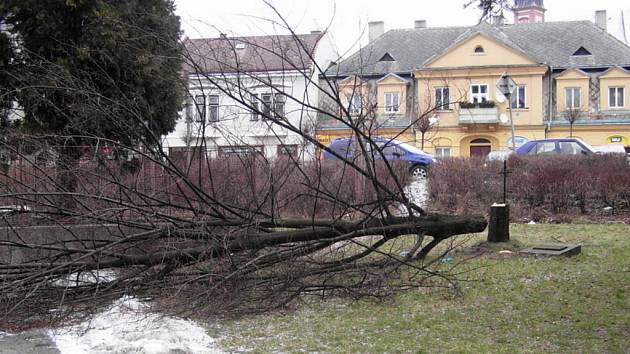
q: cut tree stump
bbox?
[488,203,509,243]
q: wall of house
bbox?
[164,73,313,159]
[375,75,408,115]
[426,34,536,68]
[546,123,630,147]
[554,69,590,112]
[598,68,630,112]
[164,32,338,161]
[415,66,547,127]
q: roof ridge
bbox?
[188,32,323,41]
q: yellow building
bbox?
[317,7,630,157]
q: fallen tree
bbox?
[0,1,488,329]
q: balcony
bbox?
[458,102,500,124]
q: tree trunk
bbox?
[56,145,81,211]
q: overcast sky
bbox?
[174,0,630,56]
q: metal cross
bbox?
[499,160,512,204]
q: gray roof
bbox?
[328,21,630,76]
[184,33,323,74]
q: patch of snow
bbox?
[48,296,224,354]
[399,178,428,216]
[52,270,117,288]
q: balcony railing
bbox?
[458,102,500,124]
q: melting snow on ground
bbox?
[48,296,224,354]
[398,178,428,216]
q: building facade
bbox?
[164,32,336,160]
[317,6,630,157]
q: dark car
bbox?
[321,137,436,178]
[516,138,597,156]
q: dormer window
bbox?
[572,46,591,56]
[474,45,485,54]
[235,43,246,50]
[378,52,395,62]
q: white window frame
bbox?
[273,93,286,118]
[609,87,624,108]
[345,94,361,114]
[565,87,581,110]
[254,92,286,120]
[510,85,527,109]
[250,93,260,121]
[208,95,219,122]
[435,147,451,158]
[384,92,400,113]
[261,93,273,119]
[435,87,450,110]
[194,94,206,122]
[470,84,489,104]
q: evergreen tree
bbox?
[0,0,184,208]
[0,0,183,147]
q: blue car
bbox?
[516,138,597,156]
[321,137,436,178]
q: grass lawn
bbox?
[212,223,630,353]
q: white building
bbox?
[163,32,336,161]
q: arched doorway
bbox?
[470,138,492,157]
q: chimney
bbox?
[368,21,384,42]
[414,20,427,29]
[595,10,607,31]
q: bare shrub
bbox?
[428,154,630,222]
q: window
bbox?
[261,93,272,119]
[277,144,298,158]
[435,147,451,158]
[559,141,587,155]
[274,93,286,118]
[219,145,263,157]
[250,94,259,121]
[572,47,591,56]
[194,94,206,122]
[510,85,526,109]
[565,87,581,109]
[378,53,395,62]
[384,92,400,113]
[530,141,556,155]
[376,142,400,158]
[257,93,285,119]
[609,87,624,108]
[474,45,485,54]
[345,94,361,114]
[435,87,450,110]
[208,95,219,122]
[470,84,489,104]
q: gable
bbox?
[337,75,366,87]
[598,66,630,79]
[425,33,537,68]
[376,73,409,85]
[556,68,590,80]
